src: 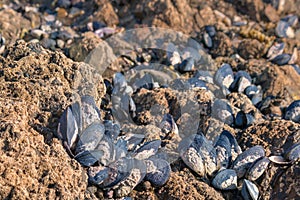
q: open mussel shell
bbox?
[57,106,79,150]
[75,121,105,154]
[145,157,171,187]
[211,169,237,190]
[134,140,161,160]
[232,145,265,178]
[268,155,292,165]
[246,157,270,181]
[285,143,300,161]
[266,42,285,60]
[241,179,259,200]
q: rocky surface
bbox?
[0,0,300,199]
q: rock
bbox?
[0,40,106,199]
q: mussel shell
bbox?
[159,113,179,137]
[57,106,79,149]
[203,32,213,48]
[266,42,285,60]
[275,20,295,38]
[214,63,234,88]
[241,179,259,200]
[115,139,128,160]
[285,143,300,161]
[178,57,195,72]
[211,169,237,190]
[204,25,216,37]
[145,157,171,186]
[214,131,231,169]
[193,133,218,176]
[134,140,161,160]
[88,166,109,185]
[96,135,116,166]
[113,72,127,90]
[120,133,144,151]
[74,149,104,167]
[232,145,265,178]
[180,146,205,177]
[113,159,146,198]
[244,85,259,98]
[104,120,121,141]
[75,121,105,154]
[251,93,262,106]
[247,157,270,181]
[284,100,300,123]
[230,71,252,91]
[268,155,292,165]
[102,157,133,188]
[211,99,234,125]
[271,53,291,66]
[81,95,101,130]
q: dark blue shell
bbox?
[145,157,171,187]
[74,149,104,167]
[178,57,195,72]
[104,120,121,141]
[244,85,259,98]
[75,122,105,154]
[214,131,232,168]
[211,99,234,125]
[134,140,161,160]
[88,166,109,185]
[214,63,234,88]
[57,106,78,149]
[284,100,300,123]
[271,54,291,65]
[203,32,213,48]
[232,145,265,178]
[204,25,216,37]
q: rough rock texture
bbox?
[0,40,105,199]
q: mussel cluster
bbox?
[56,27,300,198]
[57,94,177,198]
[179,129,300,199]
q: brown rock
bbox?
[238,39,265,59]
[0,40,106,199]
